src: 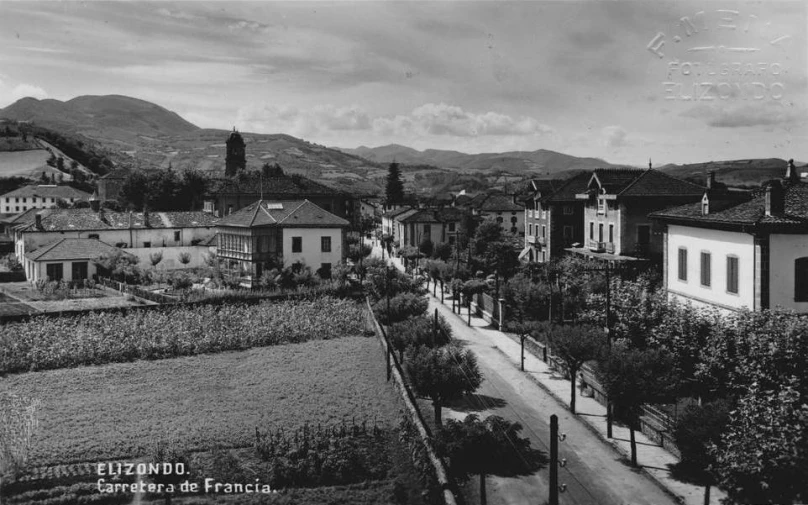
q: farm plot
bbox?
[0,336,397,467]
[0,150,51,178]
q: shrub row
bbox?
[0,297,364,374]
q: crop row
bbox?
[0,297,364,374]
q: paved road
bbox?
[430,296,679,505]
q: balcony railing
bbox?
[588,241,615,253]
[605,242,615,254]
[537,235,547,245]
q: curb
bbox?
[431,291,688,505]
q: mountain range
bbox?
[0,94,795,193]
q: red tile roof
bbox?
[13,208,218,232]
[1,185,92,200]
[216,200,349,228]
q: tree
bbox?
[178,252,192,266]
[504,320,544,372]
[120,171,151,210]
[436,414,544,505]
[419,237,434,259]
[405,345,483,425]
[179,169,209,211]
[388,314,451,362]
[149,251,164,268]
[385,162,405,205]
[672,399,731,505]
[433,242,452,261]
[372,292,428,324]
[596,343,679,466]
[56,156,65,171]
[95,250,140,283]
[548,324,604,413]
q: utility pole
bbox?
[549,415,567,505]
[386,265,392,381]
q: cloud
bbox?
[9,83,48,102]
[236,102,553,140]
[681,103,806,128]
[375,103,553,137]
[601,126,628,147]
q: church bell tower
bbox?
[225,127,246,177]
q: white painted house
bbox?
[1,185,92,214]
[651,162,808,313]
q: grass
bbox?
[0,336,399,467]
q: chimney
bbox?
[706,171,716,190]
[786,159,799,183]
[89,191,100,212]
[765,180,785,217]
[143,207,151,228]
[35,212,43,229]
[512,194,518,205]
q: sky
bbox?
[0,0,806,165]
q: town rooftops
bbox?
[545,172,593,202]
[397,207,468,224]
[578,169,705,198]
[1,185,92,201]
[216,199,349,228]
[13,208,218,232]
[651,181,808,231]
[209,172,342,196]
[470,193,523,212]
[25,238,131,262]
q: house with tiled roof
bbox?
[522,173,590,263]
[395,207,470,250]
[381,206,416,243]
[204,166,357,226]
[12,206,218,276]
[1,185,92,214]
[650,160,808,313]
[458,192,524,237]
[570,168,705,262]
[215,199,349,281]
[23,238,134,283]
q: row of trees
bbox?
[119,167,209,211]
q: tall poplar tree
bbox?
[385,162,404,205]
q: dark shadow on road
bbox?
[448,393,508,412]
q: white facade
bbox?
[3,195,80,214]
[25,259,100,283]
[665,225,755,312]
[282,227,343,271]
[768,234,808,312]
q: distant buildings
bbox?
[458,193,524,236]
[215,199,348,280]
[522,177,569,263]
[1,185,92,213]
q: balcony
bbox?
[588,240,605,252]
[527,235,536,244]
[605,242,615,254]
[537,235,547,246]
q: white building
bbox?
[24,238,134,283]
[11,206,218,279]
[651,162,808,313]
[215,199,348,280]
[1,185,92,214]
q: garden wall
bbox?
[126,245,210,270]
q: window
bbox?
[541,225,546,238]
[700,252,711,287]
[564,205,574,215]
[589,222,594,240]
[678,248,688,281]
[174,231,181,242]
[529,223,533,235]
[528,210,533,218]
[608,224,614,243]
[143,241,151,248]
[227,205,233,215]
[726,256,739,294]
[511,216,517,224]
[22,198,26,203]
[424,224,431,235]
[448,222,456,232]
[46,263,63,281]
[597,198,606,215]
[598,223,604,243]
[637,225,651,245]
[32,197,37,203]
[292,236,302,253]
[795,258,808,301]
[321,236,331,253]
[496,217,503,224]
[563,226,573,241]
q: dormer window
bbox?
[701,194,709,215]
[597,197,606,215]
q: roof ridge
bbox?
[617,169,652,196]
[31,238,65,259]
[276,200,308,224]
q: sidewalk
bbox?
[423,279,725,505]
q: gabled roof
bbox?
[13,208,218,232]
[25,238,131,262]
[0,185,92,200]
[216,199,349,228]
[383,206,415,219]
[397,207,467,224]
[546,172,593,202]
[650,181,808,230]
[524,178,567,203]
[475,193,522,212]
[585,169,704,198]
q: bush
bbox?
[372,292,428,325]
[363,265,425,301]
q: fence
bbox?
[365,297,459,505]
[501,329,682,457]
[97,277,177,304]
